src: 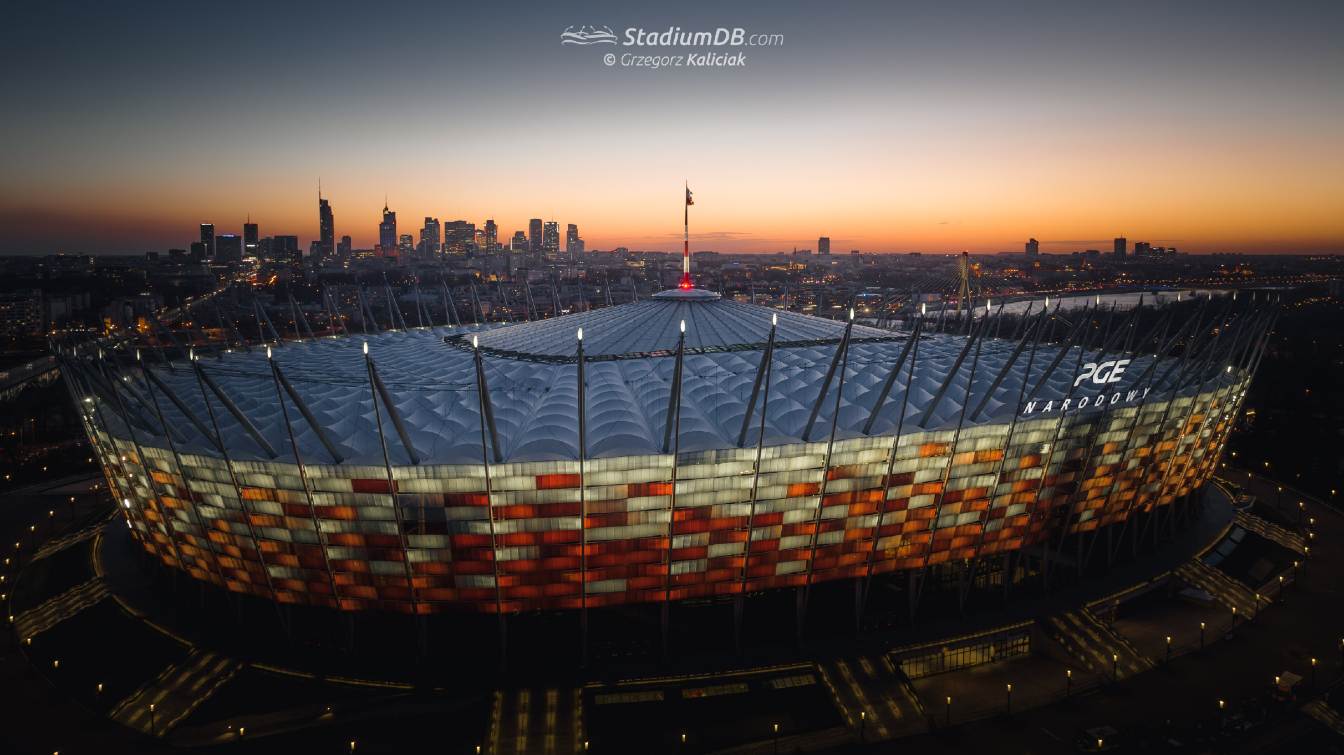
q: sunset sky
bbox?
[1,0,1341,255]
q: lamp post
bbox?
[1006,683,1012,715]
[1112,653,1119,683]
[149,703,156,737]
[1200,622,1206,651]
[1166,635,1172,665]
[1231,605,1238,630]
[859,710,866,742]
[772,723,779,754]
[1311,657,1318,689]
[1218,699,1226,729]
[945,696,952,726]
[1066,669,1072,698]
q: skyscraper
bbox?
[565,223,581,254]
[818,236,831,256]
[199,223,215,259]
[272,235,300,263]
[318,195,335,259]
[1025,238,1039,256]
[337,235,352,256]
[528,218,543,255]
[243,220,259,258]
[215,233,243,263]
[398,234,414,258]
[510,231,528,252]
[379,203,397,256]
[420,217,441,257]
[543,221,560,256]
[483,219,498,251]
[1113,237,1127,257]
[444,220,475,254]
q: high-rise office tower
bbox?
[215,233,243,263]
[379,203,397,256]
[337,235,352,256]
[1113,237,1127,257]
[398,234,414,257]
[542,221,560,256]
[270,235,300,262]
[420,217,441,256]
[189,242,207,262]
[1025,238,1039,256]
[818,236,831,256]
[528,218,543,255]
[318,195,335,259]
[199,223,215,259]
[565,224,580,253]
[510,231,528,252]
[243,220,259,258]
[483,219,498,250]
[1134,241,1151,256]
[444,221,475,254]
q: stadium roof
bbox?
[90,297,1240,466]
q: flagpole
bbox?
[682,181,691,289]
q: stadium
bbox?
[56,283,1270,653]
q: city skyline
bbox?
[2,0,1342,255]
[7,188,1333,258]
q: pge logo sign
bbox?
[1074,359,1130,388]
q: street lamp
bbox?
[149,703,156,737]
[1112,653,1119,682]
[945,696,952,725]
[1066,669,1072,698]
[1200,621,1206,651]
[859,710,866,741]
[1166,636,1172,664]
[1006,683,1012,714]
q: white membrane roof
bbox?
[95,298,1235,466]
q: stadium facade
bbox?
[59,287,1271,623]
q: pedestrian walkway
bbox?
[1301,699,1344,738]
[108,649,241,736]
[31,516,107,561]
[1235,510,1306,554]
[816,655,924,739]
[12,577,108,640]
[1175,559,1258,616]
[1042,609,1152,680]
[489,686,585,755]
